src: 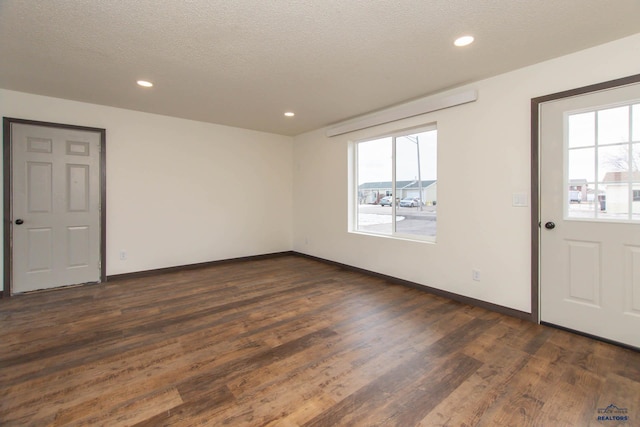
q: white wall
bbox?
[292,33,640,313]
[3,33,639,310]
[1,90,294,276]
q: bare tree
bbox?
[604,145,640,172]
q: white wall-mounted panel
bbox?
[326,89,477,137]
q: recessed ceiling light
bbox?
[454,35,474,47]
[137,80,153,87]
[284,112,295,117]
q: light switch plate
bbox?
[512,192,528,207]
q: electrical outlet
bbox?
[119,250,127,261]
[472,269,481,281]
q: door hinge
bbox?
[98,260,102,270]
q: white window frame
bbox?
[564,100,640,223]
[351,124,437,243]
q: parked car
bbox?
[380,196,392,206]
[569,190,582,203]
[399,197,420,207]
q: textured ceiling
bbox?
[1,1,639,136]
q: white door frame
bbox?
[2,117,107,296]
[531,73,640,331]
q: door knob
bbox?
[15,219,24,225]
[544,221,555,230]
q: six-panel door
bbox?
[11,123,101,293]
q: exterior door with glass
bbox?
[539,81,640,348]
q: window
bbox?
[355,126,437,241]
[567,102,640,221]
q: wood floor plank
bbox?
[1,339,185,422]
[476,354,565,427]
[214,296,449,425]
[1,255,638,426]
[360,352,483,427]
[536,367,603,427]
[63,386,184,427]
[302,318,497,427]
[418,324,531,426]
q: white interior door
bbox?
[540,82,640,348]
[11,122,102,293]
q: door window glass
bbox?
[597,106,629,145]
[568,112,595,148]
[566,101,640,221]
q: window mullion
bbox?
[392,136,397,234]
[595,111,600,219]
[630,106,635,219]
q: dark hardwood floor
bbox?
[1,255,638,426]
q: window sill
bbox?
[348,230,436,244]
